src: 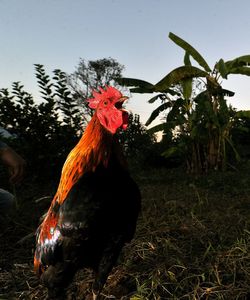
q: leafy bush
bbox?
[0,60,157,184]
[0,65,84,183]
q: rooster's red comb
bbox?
[87,86,123,109]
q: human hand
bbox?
[0,146,26,184]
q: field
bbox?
[1,164,250,299]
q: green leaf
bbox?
[236,110,250,119]
[218,89,235,97]
[182,52,193,99]
[182,78,192,99]
[147,123,166,134]
[227,66,250,76]
[216,59,228,79]
[154,66,207,92]
[166,98,184,122]
[184,51,191,66]
[145,102,172,126]
[116,77,154,90]
[224,55,250,70]
[162,146,179,158]
[129,87,155,93]
[147,121,178,134]
[169,32,211,72]
[148,92,178,103]
[148,94,166,103]
[155,88,180,96]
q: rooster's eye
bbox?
[103,100,109,106]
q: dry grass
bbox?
[1,164,250,299]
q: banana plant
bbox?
[117,32,250,173]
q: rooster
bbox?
[34,86,141,300]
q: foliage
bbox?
[117,32,250,173]
[231,113,250,160]
[118,114,156,168]
[68,57,124,116]
[0,65,84,183]
[0,59,148,183]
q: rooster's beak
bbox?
[115,96,129,110]
[119,96,129,102]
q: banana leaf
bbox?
[148,90,179,103]
[169,32,211,72]
[227,66,250,76]
[148,94,167,104]
[215,59,228,79]
[129,87,155,93]
[219,89,235,97]
[147,121,178,134]
[154,66,207,92]
[236,110,250,119]
[184,51,191,66]
[162,146,180,158]
[147,123,166,134]
[182,78,192,100]
[116,77,155,90]
[166,98,185,122]
[224,55,250,70]
[145,102,172,126]
[182,52,193,99]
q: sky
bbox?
[1,0,250,125]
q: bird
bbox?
[34,86,141,300]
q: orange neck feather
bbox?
[37,114,125,246]
[54,113,113,204]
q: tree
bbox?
[117,33,250,173]
[68,57,124,116]
[53,69,84,133]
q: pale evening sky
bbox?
[1,0,250,124]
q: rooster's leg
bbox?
[92,236,123,299]
[41,261,78,299]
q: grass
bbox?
[125,165,250,299]
[1,163,250,299]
